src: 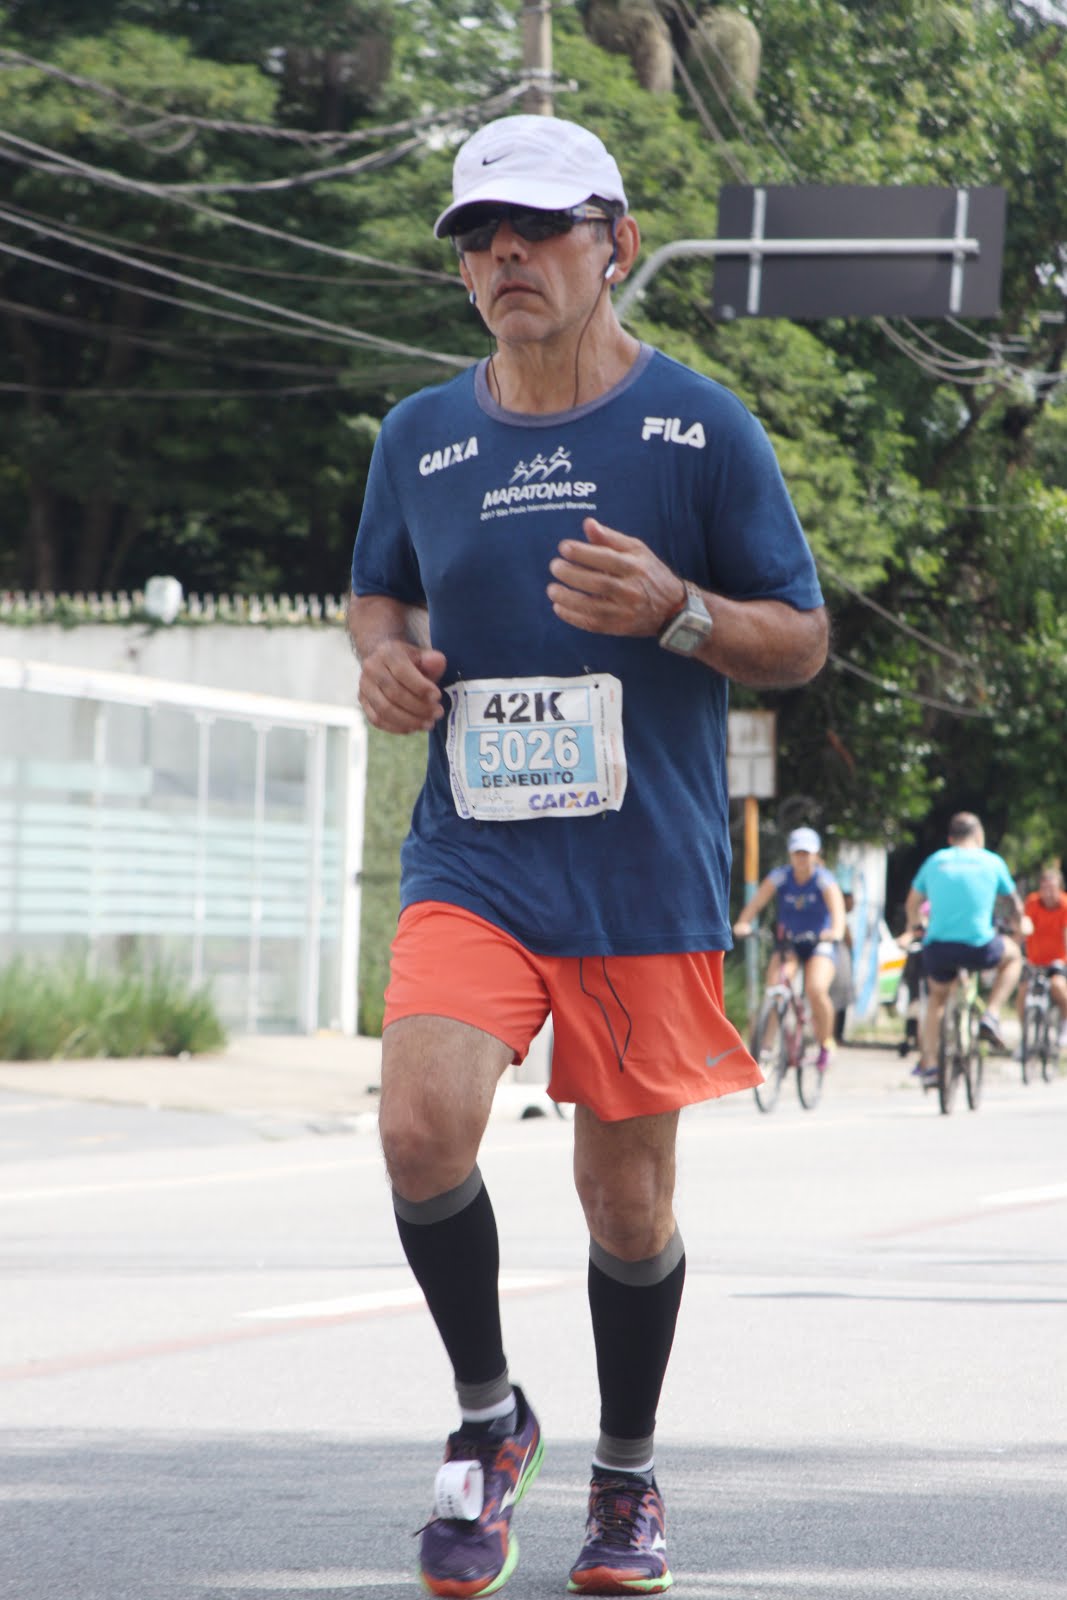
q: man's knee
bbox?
[574,1110,678,1260]
[379,1032,502,1196]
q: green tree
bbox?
[0,2,511,593]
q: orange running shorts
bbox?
[383,900,759,1122]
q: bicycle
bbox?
[750,965,824,1113]
[1020,965,1062,1085]
[931,966,985,1114]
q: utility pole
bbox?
[521,0,553,115]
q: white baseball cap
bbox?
[434,114,627,239]
[787,827,821,854]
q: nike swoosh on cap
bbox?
[481,154,507,165]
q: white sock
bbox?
[461,1391,516,1425]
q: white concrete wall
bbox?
[0,622,359,710]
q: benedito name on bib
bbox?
[444,674,627,822]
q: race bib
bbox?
[444,674,627,822]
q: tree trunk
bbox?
[5,310,62,590]
[74,278,146,590]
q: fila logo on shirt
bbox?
[642,416,706,448]
[419,435,479,476]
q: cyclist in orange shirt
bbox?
[1017,866,1067,1048]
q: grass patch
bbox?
[0,957,226,1061]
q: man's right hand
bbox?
[733,920,752,939]
[358,640,447,734]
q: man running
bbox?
[349,113,826,1596]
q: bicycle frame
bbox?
[752,962,823,1113]
[1021,965,1060,1085]
[937,966,984,1114]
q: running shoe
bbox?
[567,1471,673,1595]
[815,1045,831,1073]
[978,1012,1007,1051]
[419,1386,543,1598]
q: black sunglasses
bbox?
[450,203,612,255]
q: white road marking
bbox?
[0,1101,67,1116]
[241,1272,566,1322]
[0,1156,371,1205]
[681,1569,1066,1596]
[980,1180,1067,1208]
[0,1130,571,1207]
[202,1572,416,1591]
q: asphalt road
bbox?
[1,1048,1065,1600]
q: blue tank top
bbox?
[769,864,835,944]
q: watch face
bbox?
[668,622,707,653]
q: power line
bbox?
[163,133,426,194]
[0,199,454,287]
[0,292,351,375]
[0,127,454,284]
[0,205,469,367]
[821,564,974,668]
[0,47,525,147]
[0,381,349,399]
[668,46,750,184]
[828,653,994,718]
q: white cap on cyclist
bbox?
[788,826,821,854]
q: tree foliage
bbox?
[1,0,1066,894]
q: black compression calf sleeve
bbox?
[393,1167,507,1389]
[588,1231,686,1442]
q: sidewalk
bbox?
[0,1026,561,1132]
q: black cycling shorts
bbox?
[921,936,1003,985]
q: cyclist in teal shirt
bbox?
[905,811,1030,1081]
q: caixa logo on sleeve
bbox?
[641,417,706,448]
[418,435,479,475]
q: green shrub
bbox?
[722,949,751,1036]
[0,957,226,1061]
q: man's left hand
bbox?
[547,518,687,636]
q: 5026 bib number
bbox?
[477,726,581,774]
[445,674,627,823]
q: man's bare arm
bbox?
[347,592,431,659]
[697,592,828,688]
[548,518,829,688]
[347,592,446,734]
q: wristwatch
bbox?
[658,580,713,656]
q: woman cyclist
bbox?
[733,826,848,1072]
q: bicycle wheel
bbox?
[937,998,962,1115]
[1040,1008,1060,1084]
[1021,1003,1041,1085]
[752,996,788,1113]
[964,1005,984,1110]
[795,1016,824,1110]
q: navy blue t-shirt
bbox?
[352,345,823,957]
